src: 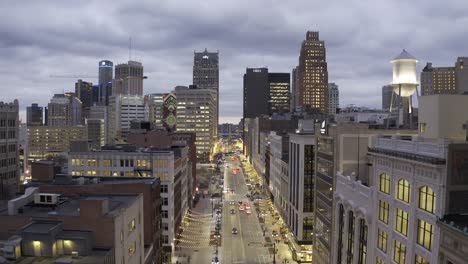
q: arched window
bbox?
[396,179,410,203]
[419,186,436,213]
[337,204,344,264]
[379,173,390,194]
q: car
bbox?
[230,209,235,214]
[246,209,252,214]
[239,205,245,211]
[229,200,235,205]
[212,257,220,264]
[232,227,238,234]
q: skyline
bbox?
[2,0,468,123]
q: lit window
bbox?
[376,256,384,264]
[415,255,429,264]
[377,229,388,253]
[393,240,406,264]
[395,208,409,236]
[396,179,410,203]
[417,220,434,251]
[419,186,436,214]
[128,241,136,256]
[379,173,390,194]
[128,219,136,233]
[378,200,389,224]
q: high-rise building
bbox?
[107,95,148,144]
[291,66,299,111]
[27,126,87,159]
[174,85,217,162]
[98,60,113,105]
[148,93,177,132]
[114,61,144,96]
[421,57,468,95]
[0,100,19,199]
[268,73,290,114]
[193,49,219,130]
[75,79,93,122]
[243,68,269,119]
[382,84,402,111]
[26,103,43,126]
[297,31,329,113]
[47,93,82,127]
[328,83,339,115]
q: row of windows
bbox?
[0,144,16,153]
[0,131,16,139]
[0,119,16,127]
[379,173,436,214]
[0,158,17,167]
[71,158,169,168]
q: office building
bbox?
[148,93,177,132]
[0,100,19,200]
[26,103,43,126]
[107,95,148,144]
[269,131,290,222]
[27,126,87,160]
[75,79,94,108]
[291,66,299,111]
[421,57,468,95]
[114,61,144,96]
[243,68,269,119]
[297,31,329,113]
[382,84,402,111]
[99,60,113,105]
[47,93,82,127]
[174,85,217,162]
[0,188,144,264]
[86,118,105,150]
[193,49,219,127]
[328,83,339,115]
[438,215,468,264]
[68,144,189,262]
[268,73,290,114]
[28,174,162,264]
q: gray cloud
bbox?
[1,0,468,123]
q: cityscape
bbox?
[1,1,468,264]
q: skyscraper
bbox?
[291,66,299,111]
[268,73,290,114]
[243,68,269,119]
[382,84,402,111]
[98,60,113,105]
[421,57,468,95]
[26,103,43,126]
[0,100,19,199]
[148,93,177,132]
[114,61,144,96]
[75,79,93,122]
[328,83,339,115]
[47,93,82,127]
[107,95,148,144]
[297,31,329,113]
[193,49,219,128]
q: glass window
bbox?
[419,186,436,214]
[128,219,136,233]
[346,211,355,264]
[358,219,367,264]
[417,220,434,251]
[395,208,409,236]
[161,185,168,193]
[376,256,384,264]
[380,173,390,194]
[162,210,168,218]
[377,229,388,253]
[337,204,344,264]
[396,179,410,203]
[379,200,389,224]
[415,255,429,264]
[128,241,136,256]
[393,240,407,264]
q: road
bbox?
[221,157,273,264]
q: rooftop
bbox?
[439,214,468,236]
[391,49,417,61]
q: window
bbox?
[162,222,169,231]
[415,255,429,264]
[376,256,384,264]
[417,220,434,251]
[395,208,409,236]
[379,173,390,194]
[120,230,124,242]
[396,179,410,203]
[378,200,389,224]
[419,186,436,214]
[128,241,136,256]
[393,240,407,264]
[162,198,168,206]
[346,211,355,264]
[337,204,344,264]
[128,219,136,233]
[162,210,168,218]
[357,219,367,264]
[161,235,169,244]
[161,185,168,193]
[377,229,388,253]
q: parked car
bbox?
[232,228,238,234]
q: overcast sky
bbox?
[1,0,468,124]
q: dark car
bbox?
[232,228,238,234]
[230,209,235,214]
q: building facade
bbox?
[107,95,148,144]
[421,57,468,95]
[438,215,468,264]
[328,83,339,115]
[297,31,329,113]
[98,60,113,105]
[114,61,144,96]
[27,126,87,159]
[268,73,290,114]
[148,93,177,132]
[47,93,82,127]
[382,84,402,111]
[0,100,19,199]
[291,66,299,111]
[26,103,43,126]
[243,68,269,119]
[174,86,217,162]
[269,131,290,222]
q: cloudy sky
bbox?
[1,0,468,123]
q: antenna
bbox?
[129,37,132,61]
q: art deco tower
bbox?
[297,31,329,113]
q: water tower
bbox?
[390,49,418,127]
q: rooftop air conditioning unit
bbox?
[34,193,60,205]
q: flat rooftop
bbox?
[440,214,468,234]
[29,175,160,186]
